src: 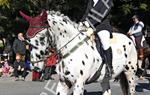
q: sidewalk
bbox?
[0,71,59,83]
[0,70,149,82]
[0,71,32,82]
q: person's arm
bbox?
[20,61,25,71]
[13,39,17,54]
[13,61,18,69]
[131,22,144,34]
[127,27,132,36]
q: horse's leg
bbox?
[138,59,145,79]
[101,78,111,95]
[73,78,84,95]
[119,72,129,95]
[56,80,71,95]
[101,77,111,95]
[124,68,136,95]
[143,57,149,75]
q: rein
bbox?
[57,32,81,51]
[55,31,90,58]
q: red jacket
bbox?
[46,54,58,67]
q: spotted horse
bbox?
[20,10,138,95]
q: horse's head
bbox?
[20,11,52,71]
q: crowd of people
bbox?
[0,33,29,80]
[0,32,57,81]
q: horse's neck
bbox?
[48,28,56,48]
[51,17,81,51]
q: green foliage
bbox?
[120,4,132,15]
[139,3,147,10]
[0,0,10,8]
[0,0,150,37]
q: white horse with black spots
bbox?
[21,11,137,95]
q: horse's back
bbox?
[111,33,132,45]
[111,32,137,59]
[110,33,137,77]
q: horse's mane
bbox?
[48,10,78,28]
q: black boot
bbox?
[104,47,114,77]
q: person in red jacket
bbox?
[43,49,58,80]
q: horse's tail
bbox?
[119,72,129,95]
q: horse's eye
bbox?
[29,44,38,50]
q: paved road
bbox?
[0,72,150,95]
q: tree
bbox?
[0,0,10,8]
[0,0,150,37]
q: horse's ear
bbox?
[41,10,47,17]
[19,11,32,22]
[41,10,47,21]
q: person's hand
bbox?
[26,45,29,50]
[18,35,25,41]
[21,68,24,71]
[78,21,94,37]
[127,31,132,36]
[86,27,94,37]
[18,66,21,71]
[83,21,90,28]
[78,21,91,31]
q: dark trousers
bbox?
[14,69,27,78]
[43,66,52,80]
[135,35,143,49]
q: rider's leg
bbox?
[97,30,114,76]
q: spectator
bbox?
[0,35,5,54]
[13,32,26,62]
[3,35,14,65]
[0,60,3,77]
[2,57,11,77]
[13,54,26,81]
[42,49,58,80]
[127,15,145,60]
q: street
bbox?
[0,72,150,95]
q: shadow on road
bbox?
[136,77,150,92]
[146,74,150,84]
[84,90,102,95]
